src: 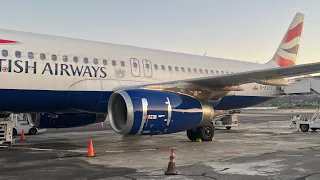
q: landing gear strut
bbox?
[186,123,214,141]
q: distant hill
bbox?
[255,94,320,108]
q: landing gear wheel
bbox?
[187,129,198,141]
[29,128,37,135]
[226,127,231,130]
[311,128,317,132]
[198,124,214,141]
[300,124,309,132]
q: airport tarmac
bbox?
[1,109,320,180]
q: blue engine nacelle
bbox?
[107,89,214,135]
[28,112,107,128]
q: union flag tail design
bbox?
[266,12,304,67]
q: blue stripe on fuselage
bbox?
[0,89,275,112]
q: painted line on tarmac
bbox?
[276,154,303,157]
[4,145,173,154]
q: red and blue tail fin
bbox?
[266,12,304,67]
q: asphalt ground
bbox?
[0,109,320,180]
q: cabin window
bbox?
[205,69,208,74]
[93,58,99,65]
[221,71,224,74]
[40,53,46,60]
[2,50,8,57]
[52,54,57,61]
[63,55,68,62]
[83,57,89,64]
[188,67,191,73]
[103,59,107,65]
[73,56,78,63]
[161,65,165,70]
[210,70,214,74]
[175,66,179,71]
[28,52,34,59]
[145,63,150,69]
[15,51,21,58]
[181,67,185,72]
[193,68,197,73]
[199,69,203,74]
[168,66,172,71]
[112,60,116,66]
[226,71,229,74]
[132,61,138,68]
[120,61,125,67]
[216,70,219,74]
[154,64,158,70]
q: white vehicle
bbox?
[290,109,320,132]
[214,114,238,130]
[0,117,13,146]
[0,12,320,141]
[10,114,46,136]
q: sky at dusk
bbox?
[1,0,319,65]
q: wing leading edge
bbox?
[122,62,320,90]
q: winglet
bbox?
[266,12,304,67]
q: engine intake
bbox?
[108,89,214,135]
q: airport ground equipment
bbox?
[214,113,238,130]
[0,117,13,146]
[290,108,320,132]
[10,113,46,136]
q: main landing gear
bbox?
[186,123,214,141]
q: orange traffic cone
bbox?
[165,148,178,175]
[20,129,25,141]
[86,139,95,157]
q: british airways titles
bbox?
[0,59,107,78]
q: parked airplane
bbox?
[0,12,318,141]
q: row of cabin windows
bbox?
[1,49,125,67]
[2,49,233,75]
[152,64,233,75]
[131,62,233,75]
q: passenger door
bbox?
[142,59,153,78]
[130,58,140,77]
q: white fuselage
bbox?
[0,28,278,112]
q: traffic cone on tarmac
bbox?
[165,148,178,175]
[20,129,25,141]
[86,139,95,157]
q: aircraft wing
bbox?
[123,62,320,90]
[185,62,320,88]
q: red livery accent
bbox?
[253,86,258,90]
[284,22,303,43]
[274,56,295,67]
[0,39,18,44]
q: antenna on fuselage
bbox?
[203,52,207,56]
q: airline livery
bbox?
[0,12,319,141]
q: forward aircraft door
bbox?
[142,59,153,78]
[130,58,140,77]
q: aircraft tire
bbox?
[186,129,198,141]
[198,124,214,141]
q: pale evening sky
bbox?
[1,0,319,65]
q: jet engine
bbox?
[107,89,214,136]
